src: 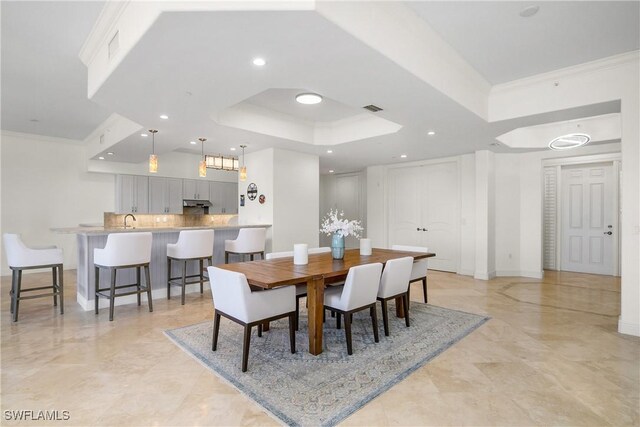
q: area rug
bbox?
[165,303,489,427]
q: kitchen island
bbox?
[53,224,271,311]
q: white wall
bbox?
[458,154,476,276]
[1,132,115,274]
[474,150,496,279]
[494,154,521,275]
[319,171,366,248]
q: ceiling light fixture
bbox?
[519,5,539,17]
[107,152,114,156]
[198,138,207,177]
[400,154,407,158]
[98,156,105,160]
[159,114,169,120]
[427,131,436,136]
[548,133,591,150]
[239,145,247,181]
[141,133,148,137]
[189,141,197,145]
[296,93,323,105]
[149,129,158,173]
[327,150,333,154]
[329,170,335,174]
[230,147,236,151]
[252,57,266,66]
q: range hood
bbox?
[183,199,213,208]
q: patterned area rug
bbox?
[165,302,488,427]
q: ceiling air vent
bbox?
[363,104,383,112]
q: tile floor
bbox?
[1,269,638,426]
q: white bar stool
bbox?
[94,232,153,321]
[167,230,214,305]
[3,234,64,322]
[224,228,266,263]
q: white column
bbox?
[474,150,496,280]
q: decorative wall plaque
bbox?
[247,183,258,201]
[259,194,266,204]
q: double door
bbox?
[388,162,459,272]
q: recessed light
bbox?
[98,156,105,160]
[296,93,323,105]
[329,170,335,173]
[159,114,169,120]
[427,131,436,136]
[519,5,539,18]
[107,152,114,155]
[189,141,197,145]
[327,150,333,154]
[400,154,407,158]
[549,133,590,150]
[252,57,266,66]
[141,133,148,137]
[230,147,236,151]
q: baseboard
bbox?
[76,282,212,311]
[495,270,544,279]
[618,318,640,337]
[457,269,475,277]
[473,271,496,280]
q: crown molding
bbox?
[78,1,130,66]
[491,50,640,94]
[1,130,84,146]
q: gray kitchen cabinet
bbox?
[149,177,183,214]
[115,175,149,214]
[183,179,210,200]
[210,181,238,214]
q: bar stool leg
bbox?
[181,260,187,305]
[94,266,100,314]
[145,265,153,312]
[199,259,204,294]
[167,258,172,300]
[109,268,116,321]
[52,266,58,307]
[13,270,22,322]
[58,265,64,315]
[10,269,17,314]
[136,266,141,306]
[225,252,229,264]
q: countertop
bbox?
[52,224,271,235]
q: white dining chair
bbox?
[167,229,214,305]
[3,233,64,322]
[391,245,430,303]
[208,266,296,372]
[377,256,414,336]
[224,228,266,263]
[323,263,383,355]
[266,247,332,330]
[94,232,153,321]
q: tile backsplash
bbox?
[104,212,238,228]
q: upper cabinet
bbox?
[183,179,210,201]
[115,175,149,214]
[210,182,238,214]
[149,177,183,214]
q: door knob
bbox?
[422,228,428,232]
[416,227,421,231]
[604,231,613,235]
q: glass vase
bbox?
[331,233,345,260]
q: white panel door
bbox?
[421,162,459,272]
[388,162,459,272]
[561,164,614,275]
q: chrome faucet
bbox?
[124,214,136,229]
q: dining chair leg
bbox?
[331,311,336,318]
[370,305,379,343]
[145,265,153,312]
[58,265,64,315]
[94,266,100,314]
[13,270,23,322]
[381,299,390,336]
[404,294,410,327]
[242,325,252,372]
[212,312,221,351]
[136,266,141,306]
[295,297,300,331]
[199,259,204,294]
[422,277,428,303]
[224,251,229,264]
[11,270,18,321]
[257,323,263,337]
[52,266,58,307]
[260,251,265,260]
[109,268,116,321]
[406,283,411,310]
[10,270,17,314]
[181,260,187,305]
[288,313,296,354]
[336,312,341,330]
[167,258,172,300]
[344,312,353,355]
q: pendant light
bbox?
[239,145,247,181]
[148,129,158,173]
[198,137,207,177]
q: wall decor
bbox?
[247,183,258,201]
[240,194,245,207]
[259,194,266,204]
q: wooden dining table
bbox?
[217,247,435,356]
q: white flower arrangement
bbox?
[320,209,363,238]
